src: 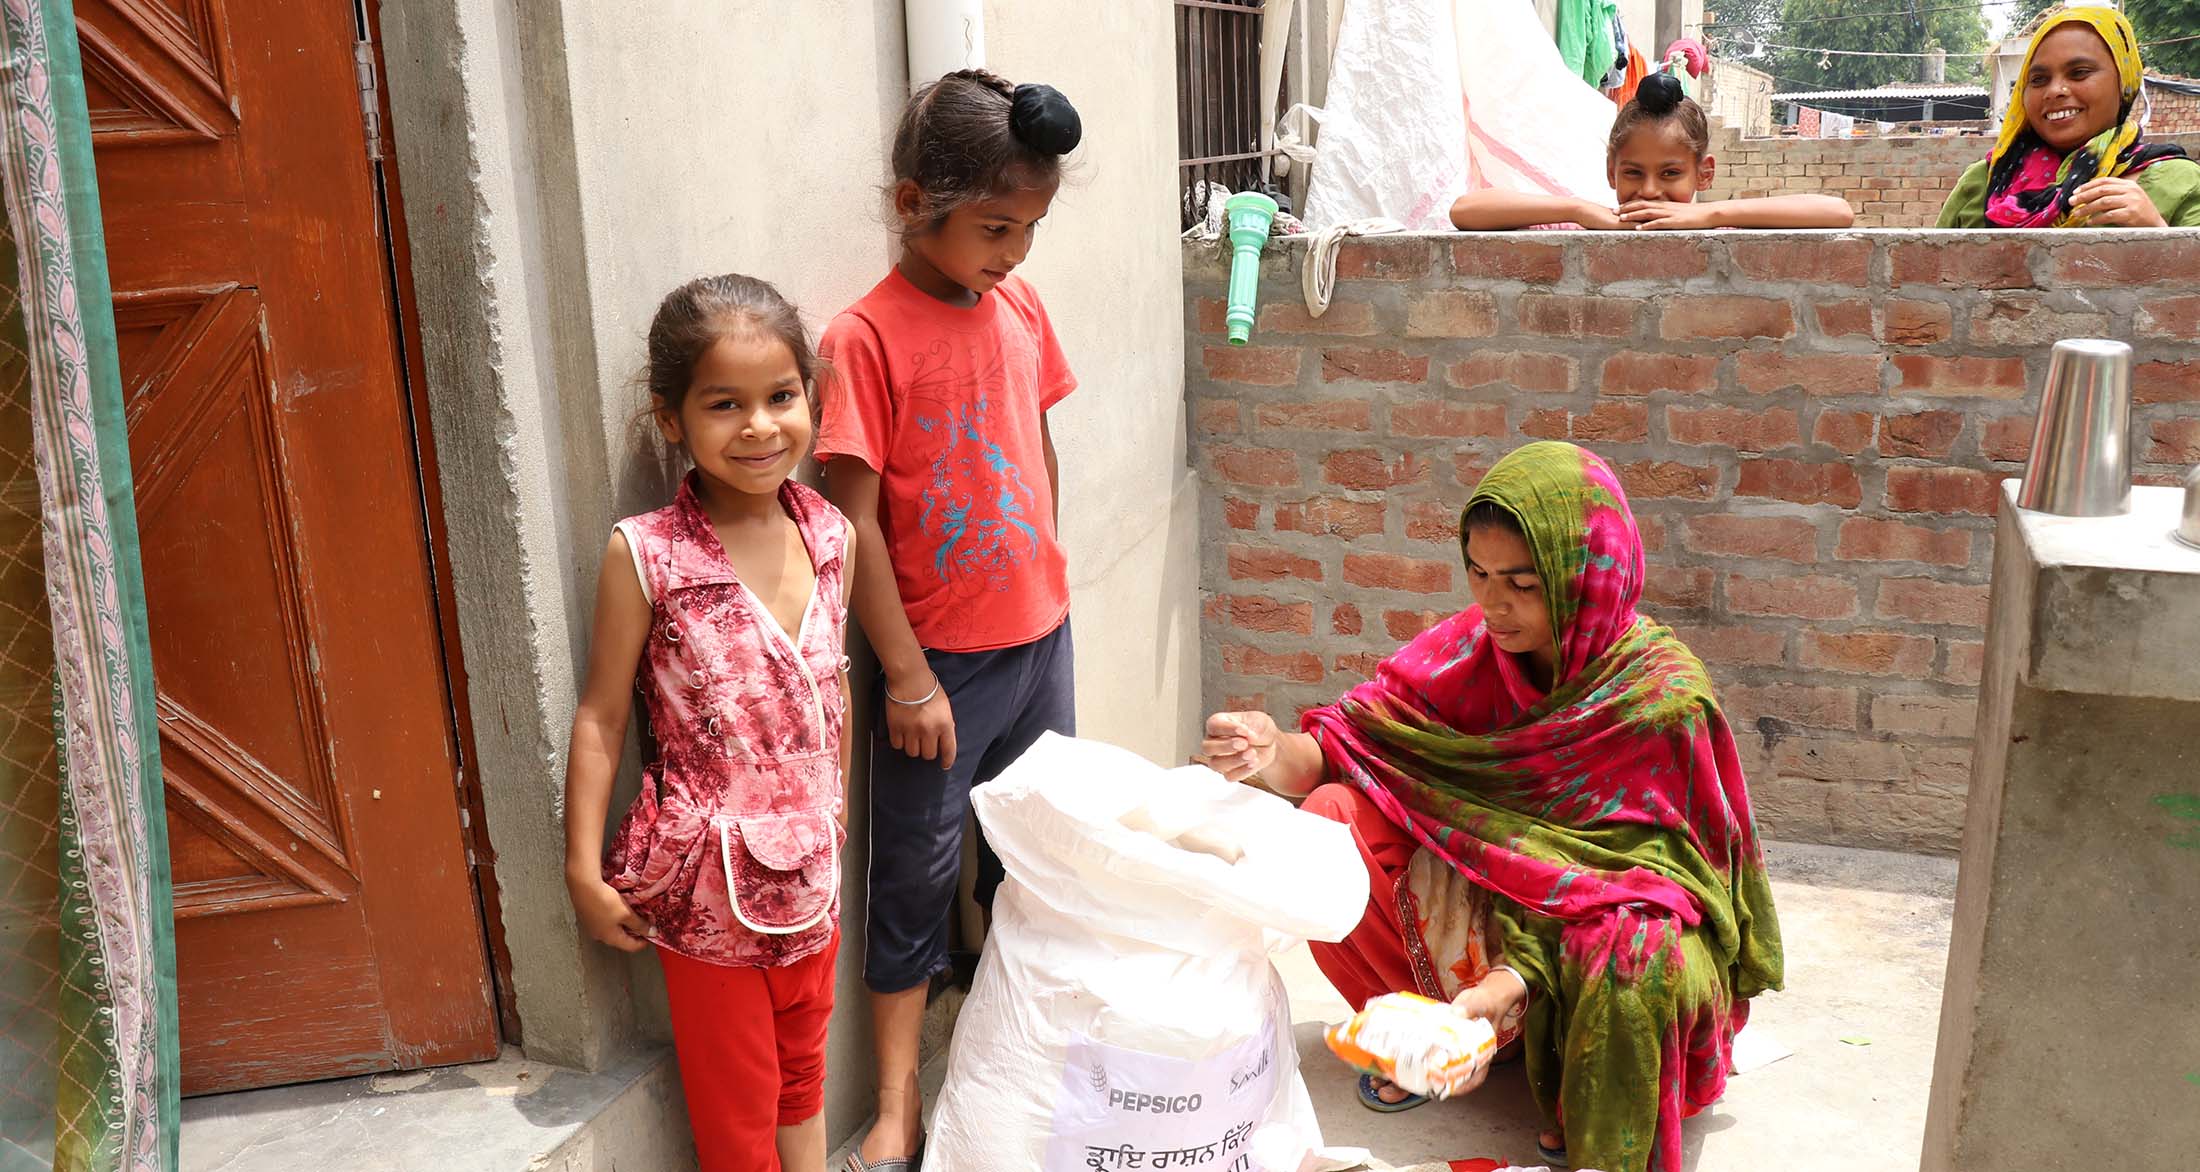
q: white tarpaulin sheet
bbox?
[1303,0,1618,229]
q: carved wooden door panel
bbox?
[79,0,497,1093]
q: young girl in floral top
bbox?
[564,274,853,1172]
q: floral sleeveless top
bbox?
[603,476,850,967]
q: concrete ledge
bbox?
[180,1047,691,1172]
[2008,486,2200,700]
[1926,485,2200,1170]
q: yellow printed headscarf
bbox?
[1985,7,2170,226]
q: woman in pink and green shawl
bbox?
[1197,442,1782,1172]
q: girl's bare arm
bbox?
[1707,193,1855,228]
[1451,190,1622,230]
[564,531,654,949]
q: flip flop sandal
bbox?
[846,1141,924,1172]
[1536,1139,1570,1167]
[1356,1072,1430,1113]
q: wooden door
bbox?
[79,0,497,1093]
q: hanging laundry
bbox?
[1556,0,1619,89]
[1607,45,1651,108]
[1820,111,1856,138]
[1662,37,1709,101]
[1794,105,1823,137]
[1601,13,1630,91]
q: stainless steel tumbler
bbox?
[2015,338,2133,518]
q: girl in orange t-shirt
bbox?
[815,69,1082,1172]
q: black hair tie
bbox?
[1637,72,1683,115]
[1010,83,1082,155]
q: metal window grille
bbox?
[1176,0,1278,229]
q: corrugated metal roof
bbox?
[1771,85,1988,101]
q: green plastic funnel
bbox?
[1223,192,1279,346]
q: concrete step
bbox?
[180,1046,691,1172]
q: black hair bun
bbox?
[1638,71,1683,114]
[1010,83,1082,155]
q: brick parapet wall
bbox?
[2144,83,2200,134]
[1184,229,2200,852]
[1703,122,2200,227]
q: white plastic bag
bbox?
[1451,0,1620,207]
[927,733,1370,1172]
[1302,0,1618,230]
[1301,0,1468,230]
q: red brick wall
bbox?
[2151,86,2200,135]
[1703,123,2200,228]
[1184,230,2200,852]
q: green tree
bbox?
[1765,0,1993,91]
[2003,0,2063,38]
[2127,0,2200,78]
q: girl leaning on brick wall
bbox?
[1451,72,1855,231]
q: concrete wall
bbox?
[984,1,1201,773]
[1184,229,2200,854]
[1923,487,2200,1170]
[1707,59,1775,139]
[1615,0,1702,65]
[1704,120,2200,229]
[380,0,1195,1152]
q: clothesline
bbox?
[1711,0,2020,28]
[1729,32,2200,59]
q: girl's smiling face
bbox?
[655,330,812,499]
[1608,121,1715,204]
[2025,25,2123,152]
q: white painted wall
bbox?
[557,1,910,518]
[982,2,1200,769]
[387,0,1195,1149]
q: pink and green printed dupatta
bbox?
[1301,442,1781,1172]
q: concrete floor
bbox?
[182,841,1954,1172]
[1277,841,1958,1172]
[177,1046,691,1172]
[837,840,1958,1172]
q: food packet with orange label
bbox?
[1322,992,1498,1100]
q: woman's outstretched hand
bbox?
[1194,711,1281,782]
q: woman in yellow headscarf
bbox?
[1939,7,2200,228]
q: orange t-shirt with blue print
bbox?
[817,270,1076,653]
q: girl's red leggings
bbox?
[657,932,837,1171]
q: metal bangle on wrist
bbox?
[885,676,941,706]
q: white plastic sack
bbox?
[1303,0,1618,230]
[1301,0,1468,231]
[927,733,1370,1172]
[1452,0,1619,206]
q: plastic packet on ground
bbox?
[1323,992,1497,1100]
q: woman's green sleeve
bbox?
[2137,158,2200,227]
[1938,159,1992,228]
